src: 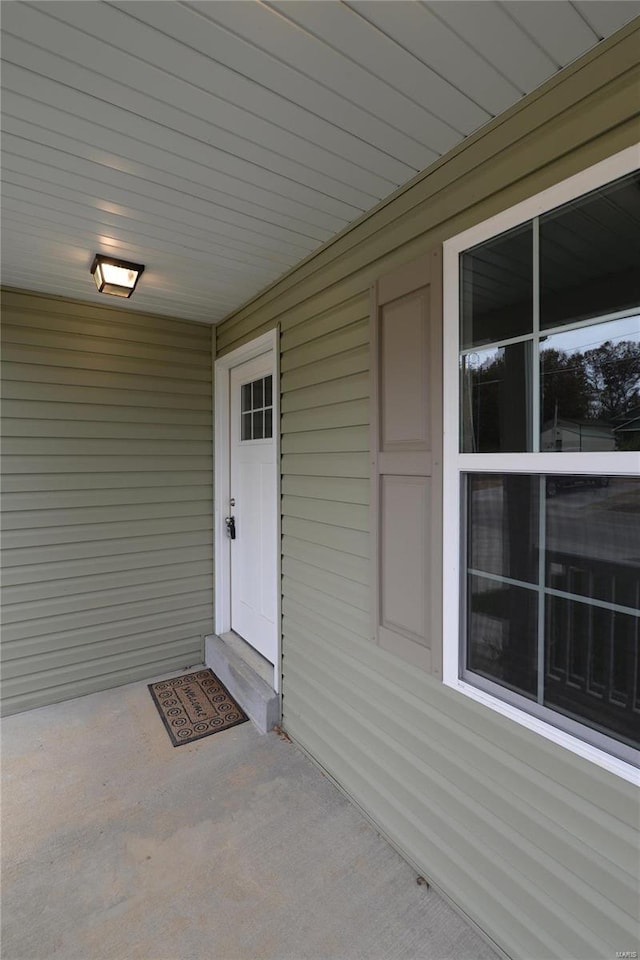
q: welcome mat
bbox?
[148,669,248,746]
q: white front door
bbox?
[228,353,277,664]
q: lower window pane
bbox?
[467,574,538,699]
[545,597,639,749]
[546,476,640,608]
[252,410,264,440]
[463,472,640,757]
[468,473,539,583]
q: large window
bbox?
[443,149,640,778]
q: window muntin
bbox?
[451,164,640,770]
[241,375,273,441]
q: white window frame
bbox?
[442,145,640,785]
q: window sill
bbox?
[443,675,640,785]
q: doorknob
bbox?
[225,515,236,540]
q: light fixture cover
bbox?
[91,255,145,298]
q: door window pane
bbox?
[241,413,252,441]
[540,171,640,331]
[241,383,252,414]
[252,410,264,440]
[460,222,533,349]
[461,341,533,452]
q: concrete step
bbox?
[204,633,279,735]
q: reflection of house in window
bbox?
[612,405,640,450]
[541,418,616,452]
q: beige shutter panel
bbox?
[370,249,443,677]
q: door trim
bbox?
[214,329,281,693]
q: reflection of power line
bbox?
[543,331,640,352]
[542,361,640,378]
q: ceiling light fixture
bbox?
[90,255,145,298]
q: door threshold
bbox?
[204,633,280,735]
[220,631,274,688]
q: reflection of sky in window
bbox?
[540,314,640,354]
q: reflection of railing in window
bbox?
[545,549,639,748]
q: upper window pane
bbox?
[460,222,533,349]
[461,341,533,452]
[540,171,640,331]
[541,315,640,452]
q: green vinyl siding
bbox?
[1,289,213,715]
[216,23,640,960]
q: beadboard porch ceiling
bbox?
[1,1,638,324]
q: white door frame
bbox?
[214,329,281,693]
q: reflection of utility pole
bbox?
[554,399,559,451]
[462,359,476,453]
[475,377,501,452]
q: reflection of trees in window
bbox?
[584,341,640,420]
[542,339,640,449]
[465,338,640,452]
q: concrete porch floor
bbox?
[1,671,499,960]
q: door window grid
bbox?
[241,375,273,441]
